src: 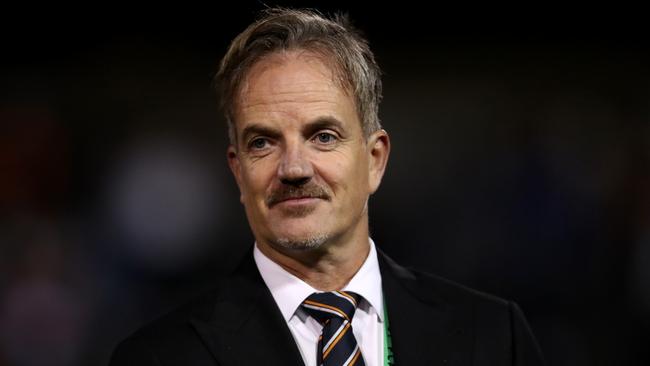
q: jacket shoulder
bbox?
[379,251,546,365]
[379,250,509,309]
[108,288,221,366]
[411,266,509,308]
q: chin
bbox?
[272,232,330,251]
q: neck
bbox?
[256,225,370,291]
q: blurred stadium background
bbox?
[1,2,648,365]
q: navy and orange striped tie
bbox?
[302,291,365,366]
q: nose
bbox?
[277,140,313,186]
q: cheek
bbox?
[242,160,279,198]
[240,167,263,195]
[320,157,368,195]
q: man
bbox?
[109,8,545,366]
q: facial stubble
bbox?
[271,202,331,251]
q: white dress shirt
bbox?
[254,238,385,366]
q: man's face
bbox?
[227,51,388,252]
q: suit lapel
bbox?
[188,248,473,365]
[190,253,305,366]
[378,250,473,365]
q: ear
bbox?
[367,129,391,194]
[227,145,245,204]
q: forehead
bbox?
[234,51,358,128]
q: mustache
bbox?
[266,184,331,207]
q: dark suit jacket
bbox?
[109,249,545,365]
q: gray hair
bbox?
[214,8,383,144]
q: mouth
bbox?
[273,196,322,207]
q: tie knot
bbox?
[301,291,360,323]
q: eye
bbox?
[250,137,269,150]
[314,132,337,144]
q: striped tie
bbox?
[301,291,365,366]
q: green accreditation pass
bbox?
[383,300,394,366]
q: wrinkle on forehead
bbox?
[237,50,352,107]
[241,91,341,111]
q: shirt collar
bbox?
[253,238,384,322]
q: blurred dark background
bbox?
[1,2,648,365]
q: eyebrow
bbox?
[302,116,345,136]
[239,116,346,144]
[240,124,281,145]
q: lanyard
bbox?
[383,300,394,366]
